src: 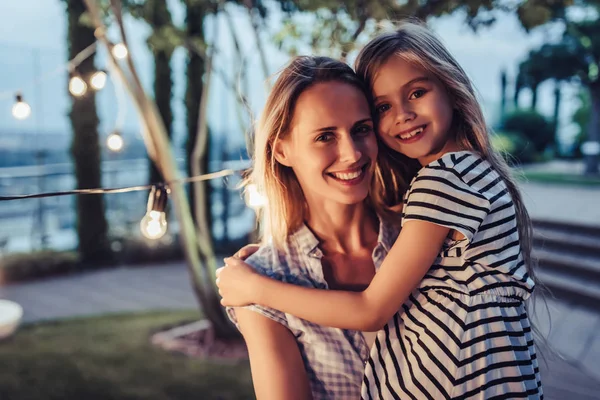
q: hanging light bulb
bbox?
[69,75,87,97]
[90,70,107,90]
[112,43,128,60]
[107,131,124,152]
[140,186,168,240]
[12,93,31,120]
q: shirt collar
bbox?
[291,213,398,258]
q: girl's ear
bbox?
[273,140,292,167]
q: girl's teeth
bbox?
[400,127,423,140]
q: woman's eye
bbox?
[354,125,373,136]
[409,89,427,99]
[375,104,390,114]
[316,133,333,142]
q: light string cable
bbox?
[0,42,99,102]
[0,169,238,201]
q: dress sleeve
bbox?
[401,167,490,243]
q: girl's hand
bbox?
[216,257,261,307]
[234,243,260,260]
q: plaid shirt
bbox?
[227,218,398,400]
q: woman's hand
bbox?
[216,257,261,307]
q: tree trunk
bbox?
[185,2,236,338]
[530,83,538,110]
[148,0,173,185]
[552,82,561,153]
[65,0,110,265]
[585,82,600,174]
[500,69,507,120]
[185,2,210,228]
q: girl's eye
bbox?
[316,133,334,142]
[375,104,390,114]
[409,89,427,100]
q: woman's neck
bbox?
[304,201,378,255]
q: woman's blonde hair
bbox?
[246,56,372,249]
[355,21,537,284]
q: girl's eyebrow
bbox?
[373,76,431,103]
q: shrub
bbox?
[0,251,81,284]
[491,130,537,165]
[502,110,555,153]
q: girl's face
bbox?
[371,55,458,166]
[275,81,377,208]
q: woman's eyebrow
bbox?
[373,76,431,102]
[352,118,372,128]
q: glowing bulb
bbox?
[140,210,167,240]
[69,76,87,97]
[140,186,169,240]
[12,94,31,120]
[112,43,128,60]
[245,183,266,209]
[107,131,124,152]
[90,71,107,90]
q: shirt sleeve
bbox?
[226,253,288,329]
[402,167,490,243]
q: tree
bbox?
[517,20,600,173]
[63,0,111,265]
[129,0,176,185]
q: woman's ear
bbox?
[273,140,292,167]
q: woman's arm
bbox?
[219,220,449,332]
[235,308,312,400]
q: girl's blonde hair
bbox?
[355,21,537,284]
[246,56,372,249]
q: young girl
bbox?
[218,22,543,399]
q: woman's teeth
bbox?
[332,170,362,180]
[330,166,365,181]
[399,126,424,140]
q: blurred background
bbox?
[0,0,599,399]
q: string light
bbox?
[140,186,168,240]
[68,75,88,97]
[90,70,107,90]
[111,43,128,60]
[107,130,124,152]
[11,93,31,120]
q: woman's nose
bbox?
[338,136,362,163]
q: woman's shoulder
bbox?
[244,239,312,285]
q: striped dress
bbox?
[362,151,543,400]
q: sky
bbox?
[0,0,582,154]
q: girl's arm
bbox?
[218,220,449,332]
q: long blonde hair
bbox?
[246,56,372,249]
[355,21,537,284]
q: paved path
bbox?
[519,181,600,226]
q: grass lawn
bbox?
[519,170,600,186]
[0,311,254,400]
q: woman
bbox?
[224,56,416,399]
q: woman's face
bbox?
[275,81,378,208]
